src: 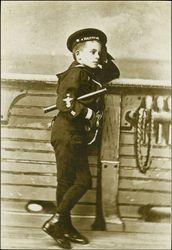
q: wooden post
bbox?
[156,96,165,145]
[167,97,171,145]
[91,93,122,230]
[100,94,122,225]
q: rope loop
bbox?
[135,107,154,173]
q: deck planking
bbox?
[1,225,171,249]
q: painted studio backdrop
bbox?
[2,1,171,80]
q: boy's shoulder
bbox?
[56,62,92,80]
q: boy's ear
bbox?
[75,50,80,56]
[75,50,81,61]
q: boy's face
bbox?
[77,41,102,68]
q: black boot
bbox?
[63,215,89,245]
[42,214,72,249]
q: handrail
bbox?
[1,73,171,89]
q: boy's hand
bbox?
[100,46,108,63]
[85,111,97,132]
[86,111,103,131]
[89,111,97,129]
[100,46,114,64]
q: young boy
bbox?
[42,28,120,249]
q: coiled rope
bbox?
[135,108,154,173]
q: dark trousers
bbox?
[52,139,92,215]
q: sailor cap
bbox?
[67,28,107,51]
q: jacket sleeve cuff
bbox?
[85,108,93,119]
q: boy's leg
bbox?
[42,140,75,249]
[56,143,92,214]
[55,143,91,244]
[42,140,91,246]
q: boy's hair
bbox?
[72,42,86,60]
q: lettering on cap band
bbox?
[72,36,100,50]
[76,36,100,42]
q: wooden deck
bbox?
[1,224,171,249]
[1,207,171,250]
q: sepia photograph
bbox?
[1,1,171,249]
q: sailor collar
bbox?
[56,61,102,88]
[56,61,95,78]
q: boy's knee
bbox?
[86,177,92,189]
[57,178,74,189]
[76,176,92,190]
[85,172,92,189]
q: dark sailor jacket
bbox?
[51,60,120,145]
